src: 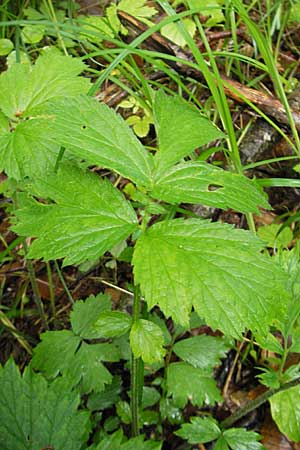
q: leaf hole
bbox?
[81,125,87,130]
[208,184,223,191]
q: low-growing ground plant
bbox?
[1,45,300,449]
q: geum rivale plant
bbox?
[0,53,293,449]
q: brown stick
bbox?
[118,11,300,130]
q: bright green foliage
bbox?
[0,54,89,179]
[130,319,166,364]
[45,95,154,187]
[0,38,13,55]
[88,429,162,450]
[175,416,221,443]
[0,119,60,180]
[221,428,264,450]
[257,223,293,249]
[118,0,157,19]
[133,218,288,336]
[161,18,196,47]
[176,417,263,449]
[93,311,132,338]
[13,163,138,266]
[71,294,112,339]
[21,25,45,44]
[188,0,225,26]
[270,385,300,442]
[151,161,269,213]
[173,335,231,369]
[32,295,121,394]
[0,54,89,118]
[153,90,224,174]
[0,358,90,450]
[167,362,222,407]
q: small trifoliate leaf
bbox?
[173,335,231,369]
[13,164,139,266]
[130,319,166,364]
[223,428,264,450]
[0,38,13,56]
[71,294,112,338]
[0,359,90,450]
[93,311,132,338]
[153,90,224,174]
[133,218,288,337]
[175,416,221,444]
[167,362,222,408]
[32,330,81,378]
[270,384,300,442]
[151,161,269,213]
[0,53,90,118]
[161,18,196,47]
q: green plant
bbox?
[1,52,300,448]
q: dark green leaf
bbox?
[175,416,221,444]
[0,359,90,450]
[71,294,112,339]
[93,311,132,338]
[167,362,222,408]
[173,335,231,369]
[223,428,264,450]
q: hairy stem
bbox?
[131,284,142,437]
[221,377,300,429]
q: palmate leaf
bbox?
[13,164,139,266]
[270,384,300,442]
[45,95,154,187]
[0,54,90,179]
[167,362,222,408]
[0,359,90,450]
[133,218,288,337]
[32,332,120,394]
[176,418,263,449]
[151,161,269,213]
[71,294,112,339]
[0,53,90,118]
[153,90,224,174]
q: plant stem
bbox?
[131,284,142,437]
[221,377,300,429]
[54,261,74,304]
[23,240,49,330]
